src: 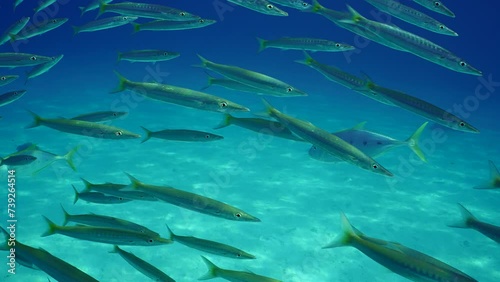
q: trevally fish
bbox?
[214,114,304,142]
[0,75,19,86]
[60,205,160,237]
[34,0,57,14]
[323,213,478,282]
[10,18,68,41]
[263,99,393,177]
[449,204,500,244]
[0,53,54,68]
[473,160,500,189]
[199,256,282,281]
[166,225,255,259]
[26,111,141,139]
[72,185,132,204]
[125,173,261,222]
[132,19,216,33]
[80,178,158,201]
[0,155,36,167]
[79,0,113,17]
[69,111,128,122]
[98,2,200,20]
[364,80,479,133]
[41,216,173,246]
[140,127,224,143]
[110,245,175,282]
[0,17,30,45]
[0,228,99,282]
[295,52,393,105]
[257,37,354,53]
[413,0,455,17]
[0,90,26,107]
[8,143,78,174]
[117,50,180,63]
[309,122,428,162]
[73,16,137,35]
[26,54,64,83]
[111,71,250,113]
[269,0,310,10]
[228,0,288,16]
[365,0,457,36]
[197,55,307,97]
[340,6,481,76]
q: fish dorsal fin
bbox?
[352,121,367,130]
[489,160,500,182]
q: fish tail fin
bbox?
[405,122,428,162]
[124,172,142,190]
[294,51,314,65]
[140,126,152,143]
[165,224,175,241]
[63,146,79,171]
[307,0,324,13]
[448,203,477,228]
[25,110,43,129]
[72,185,80,204]
[256,37,267,53]
[110,70,129,94]
[131,23,140,34]
[80,178,92,192]
[60,204,70,226]
[322,212,357,249]
[198,256,219,280]
[41,216,58,237]
[78,6,85,17]
[339,5,364,24]
[109,245,120,253]
[117,51,122,63]
[0,227,9,250]
[474,160,500,189]
[213,114,233,129]
[193,54,209,69]
[96,1,107,19]
[72,26,79,36]
[200,71,215,91]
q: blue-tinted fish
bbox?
[13,0,25,12]
[269,0,310,10]
[34,0,57,14]
[199,256,282,281]
[473,160,500,189]
[69,111,128,122]
[257,37,354,53]
[10,18,68,41]
[413,0,455,17]
[0,53,54,68]
[0,75,19,86]
[0,17,30,45]
[72,185,133,204]
[117,50,180,63]
[140,127,224,143]
[132,19,216,33]
[324,213,478,282]
[80,178,158,201]
[0,90,26,107]
[228,0,288,16]
[73,16,137,35]
[9,143,78,174]
[26,54,64,83]
[449,204,500,244]
[309,122,428,162]
[98,2,200,20]
[79,0,113,17]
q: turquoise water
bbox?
[1,0,499,281]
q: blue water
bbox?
[1,0,499,281]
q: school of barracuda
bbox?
[0,0,498,281]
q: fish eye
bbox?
[180,12,186,16]
[459,122,465,127]
[30,56,37,60]
[312,146,316,150]
[439,25,444,29]
[113,112,118,116]
[267,4,274,9]
[372,164,378,169]
[164,52,168,55]
[122,17,128,20]
[51,19,57,23]
[115,131,123,136]
[286,87,293,92]
[236,253,241,257]
[220,101,228,107]
[434,2,440,7]
[199,19,205,23]
[205,135,210,139]
[148,239,153,243]
[459,61,467,67]
[335,43,340,47]
[0,77,5,80]
[235,213,242,218]
[302,2,309,7]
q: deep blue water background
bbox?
[0,0,499,281]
